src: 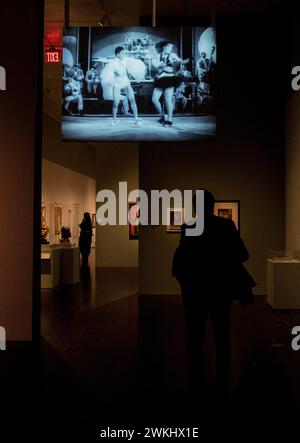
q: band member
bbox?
[151,40,189,127]
[192,83,213,114]
[124,35,133,51]
[93,70,101,96]
[174,81,188,113]
[62,65,72,81]
[142,35,149,47]
[177,64,192,80]
[63,74,83,115]
[73,64,84,84]
[85,65,98,95]
[101,46,140,126]
[197,52,210,82]
[197,46,215,85]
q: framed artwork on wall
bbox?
[92,213,96,229]
[53,206,62,235]
[167,208,184,233]
[214,200,240,231]
[41,206,47,225]
[67,208,72,229]
[72,203,80,243]
[129,203,139,240]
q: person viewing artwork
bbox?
[79,212,93,266]
[100,46,141,126]
[172,190,255,399]
[151,40,189,127]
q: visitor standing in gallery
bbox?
[172,190,254,399]
[79,212,93,266]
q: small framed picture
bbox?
[167,208,184,233]
[129,203,139,240]
[53,206,62,235]
[41,206,47,225]
[92,213,97,229]
[214,200,240,231]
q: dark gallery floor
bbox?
[62,115,216,141]
[1,254,300,440]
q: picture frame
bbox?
[92,213,96,229]
[41,206,47,225]
[214,200,240,231]
[53,206,62,235]
[129,203,139,240]
[167,208,184,233]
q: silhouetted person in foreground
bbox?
[172,190,253,399]
[79,212,93,266]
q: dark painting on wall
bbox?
[129,203,139,240]
[167,208,184,233]
[214,201,240,231]
[218,208,232,219]
[62,26,216,142]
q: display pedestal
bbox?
[267,258,300,309]
[41,244,80,288]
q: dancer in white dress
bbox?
[101,46,141,126]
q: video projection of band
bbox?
[62,26,216,142]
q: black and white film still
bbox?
[62,26,216,142]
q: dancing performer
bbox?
[152,41,189,127]
[100,46,141,126]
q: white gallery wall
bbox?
[96,143,139,268]
[42,159,96,244]
[43,113,96,179]
[286,90,300,251]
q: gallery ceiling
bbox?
[45,0,283,25]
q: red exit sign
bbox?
[45,50,61,63]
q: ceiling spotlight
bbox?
[98,14,108,27]
[97,0,112,26]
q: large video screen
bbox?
[62,26,216,142]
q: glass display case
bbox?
[268,250,300,262]
[267,250,300,309]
